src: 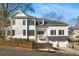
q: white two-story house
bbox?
[5,10,69,48]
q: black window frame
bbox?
[12,30,15,36]
[12,20,15,25]
[28,30,35,36]
[59,30,64,35]
[23,20,26,25]
[38,21,43,25]
[23,30,26,36]
[28,19,34,25]
[7,30,10,35]
[37,31,44,35]
[51,30,56,35]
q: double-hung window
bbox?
[59,30,64,35]
[51,30,56,35]
[23,20,26,25]
[12,30,15,36]
[12,20,15,25]
[23,30,26,36]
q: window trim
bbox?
[23,19,26,25]
[12,30,15,36]
[50,30,56,35]
[28,19,35,25]
[12,20,15,25]
[37,31,44,35]
[59,30,64,35]
[23,30,26,36]
[7,30,10,36]
[28,30,35,36]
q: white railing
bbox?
[37,35,47,41]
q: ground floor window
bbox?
[37,31,44,35]
[28,30,35,36]
[7,30,10,35]
[23,30,26,36]
[51,30,56,35]
[12,30,15,36]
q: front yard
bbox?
[0,47,78,56]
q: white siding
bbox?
[58,41,68,47]
[29,25,36,30]
[47,26,68,36]
[10,19,28,39]
[49,40,58,47]
[49,40,68,47]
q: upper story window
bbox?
[23,30,26,36]
[59,30,64,35]
[12,30,15,36]
[36,20,43,25]
[39,21,42,24]
[37,31,44,35]
[12,20,15,25]
[28,19,34,25]
[23,20,26,25]
[51,30,56,35]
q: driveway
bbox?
[0,47,79,56]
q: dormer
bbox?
[36,19,44,25]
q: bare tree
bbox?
[42,12,64,21]
[0,3,34,39]
[71,16,79,26]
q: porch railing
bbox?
[37,35,47,41]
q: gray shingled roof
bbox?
[69,26,79,30]
[44,20,68,26]
[47,36,69,41]
[11,12,68,26]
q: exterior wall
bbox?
[49,40,68,47]
[37,40,47,43]
[10,19,28,39]
[29,25,36,30]
[46,26,68,47]
[47,26,68,36]
[58,41,68,47]
[49,40,58,47]
[28,19,36,40]
[7,18,36,40]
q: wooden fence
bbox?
[0,39,34,49]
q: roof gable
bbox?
[11,10,28,17]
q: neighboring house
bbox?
[5,10,69,48]
[69,27,79,41]
[0,20,4,35]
